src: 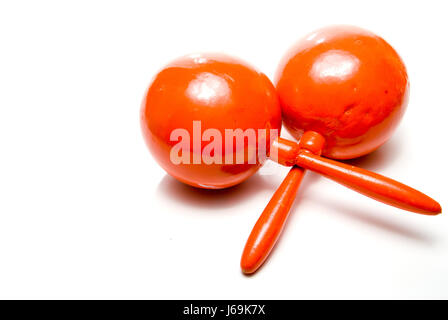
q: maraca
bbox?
[141,53,282,189]
[240,25,442,274]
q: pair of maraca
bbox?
[141,25,441,274]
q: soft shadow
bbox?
[242,172,323,276]
[313,195,435,245]
[343,133,404,171]
[156,173,279,210]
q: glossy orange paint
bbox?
[241,165,306,274]
[141,54,282,189]
[276,25,409,159]
[294,142,441,214]
[241,132,325,274]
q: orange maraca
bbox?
[141,53,282,189]
[241,26,441,274]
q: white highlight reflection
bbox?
[187,72,230,103]
[310,50,360,82]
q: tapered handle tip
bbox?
[396,188,442,215]
[430,201,442,215]
[240,254,259,275]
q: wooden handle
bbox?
[241,131,441,274]
[241,132,325,274]
[241,166,306,274]
[295,150,441,215]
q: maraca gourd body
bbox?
[141,54,281,189]
[276,25,409,159]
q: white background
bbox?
[0,0,447,299]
